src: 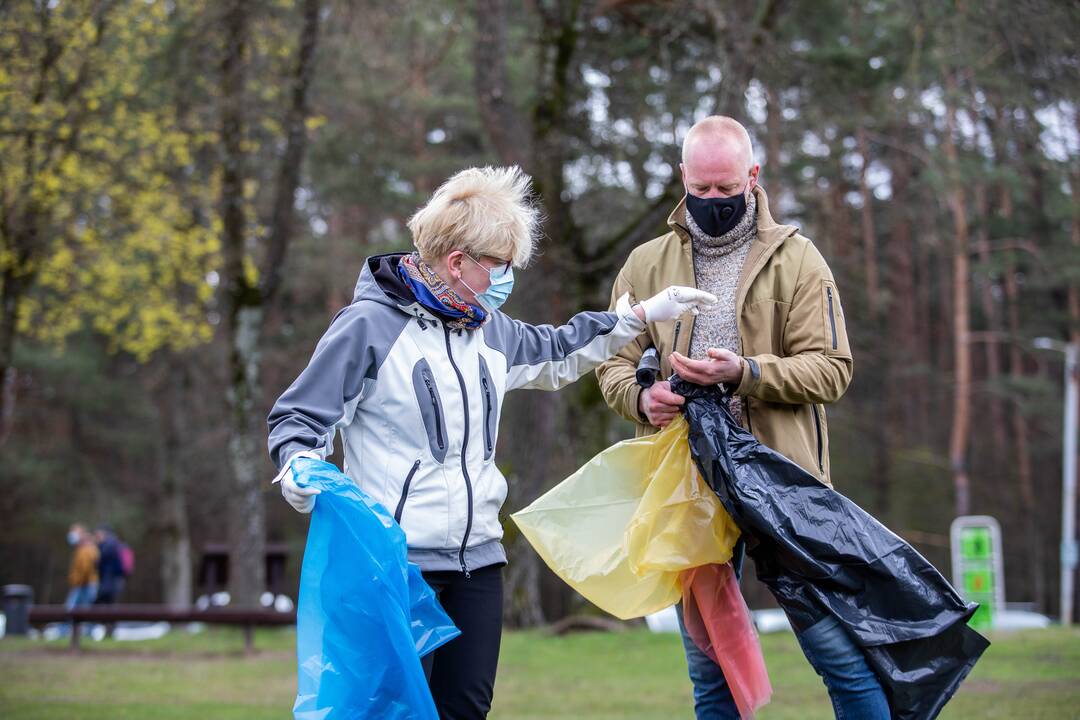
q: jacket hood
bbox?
[352,252,414,306]
[352,252,466,327]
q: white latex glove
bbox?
[639,286,718,323]
[273,450,322,514]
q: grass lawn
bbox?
[0,625,1077,719]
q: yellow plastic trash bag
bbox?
[511,416,740,619]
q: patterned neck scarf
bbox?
[398,252,487,330]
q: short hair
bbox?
[681,116,755,172]
[407,166,540,268]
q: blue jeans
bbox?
[677,609,889,719]
[60,584,97,637]
[676,601,740,719]
[65,583,97,610]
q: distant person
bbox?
[66,523,99,610]
[94,526,127,605]
[268,165,717,718]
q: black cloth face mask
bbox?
[685,188,748,237]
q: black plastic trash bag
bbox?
[671,378,989,720]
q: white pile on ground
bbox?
[644,605,794,634]
[112,621,172,641]
[995,608,1052,630]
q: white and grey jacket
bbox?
[268,254,646,573]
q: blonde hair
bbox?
[407,166,540,268]
[681,116,755,172]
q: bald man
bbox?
[598,117,886,719]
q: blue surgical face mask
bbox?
[67,530,80,546]
[463,255,515,311]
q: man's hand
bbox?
[669,348,743,386]
[639,380,685,428]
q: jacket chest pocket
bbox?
[412,359,449,463]
[478,355,498,460]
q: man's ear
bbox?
[679,162,689,194]
[747,163,761,194]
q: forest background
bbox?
[1,0,1077,625]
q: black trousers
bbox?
[420,564,504,720]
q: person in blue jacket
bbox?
[93,526,127,605]
[267,165,717,719]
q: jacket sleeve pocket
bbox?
[821,280,852,358]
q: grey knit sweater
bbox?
[686,192,757,420]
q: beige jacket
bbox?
[68,543,99,587]
[596,186,853,486]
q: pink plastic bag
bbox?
[681,563,772,719]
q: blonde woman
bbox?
[268,166,716,718]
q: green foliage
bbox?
[0,1,220,360]
[0,0,1077,619]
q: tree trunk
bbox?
[1067,119,1080,614]
[886,145,919,433]
[942,73,972,518]
[219,0,321,606]
[0,264,24,448]
[226,306,267,607]
[856,124,881,315]
[472,0,532,168]
[915,227,936,442]
[991,181,1044,609]
[157,360,194,609]
[219,0,263,608]
[707,0,783,114]
[973,183,1009,456]
[764,82,783,176]
[828,177,855,275]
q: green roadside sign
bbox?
[951,516,1004,630]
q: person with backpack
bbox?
[93,526,129,605]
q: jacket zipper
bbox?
[683,238,698,357]
[481,376,493,455]
[812,404,824,472]
[393,460,422,524]
[424,377,445,450]
[826,287,838,351]
[444,325,473,578]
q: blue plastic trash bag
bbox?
[290,457,460,719]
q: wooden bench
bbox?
[28,604,296,652]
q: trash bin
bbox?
[2,584,33,636]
